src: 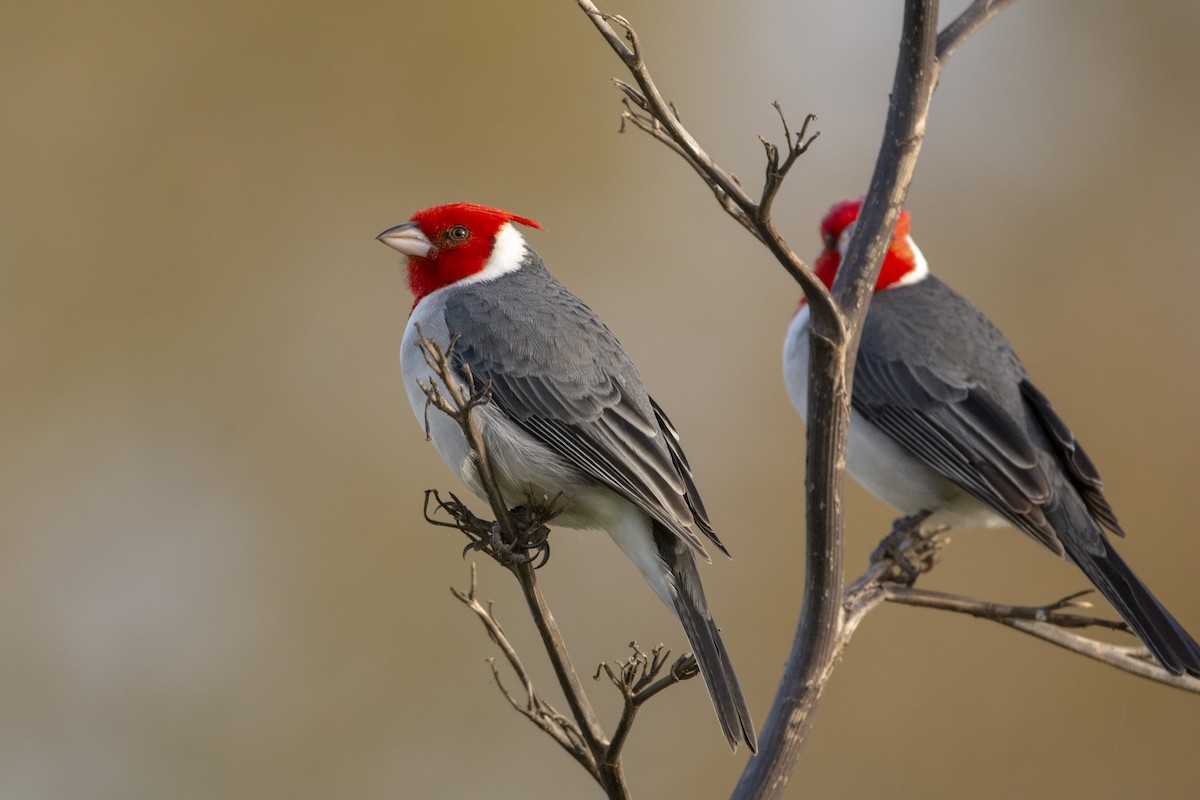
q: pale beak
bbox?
[376,222,434,258]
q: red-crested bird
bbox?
[783,198,1200,676]
[380,202,757,750]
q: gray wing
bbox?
[853,278,1074,553]
[443,260,721,557]
[852,350,1063,552]
[1019,380,1123,537]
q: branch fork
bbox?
[414,325,703,799]
[569,3,1200,799]
[409,5,1200,800]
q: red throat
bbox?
[805,198,920,305]
[403,202,542,305]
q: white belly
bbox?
[399,291,677,608]
[783,306,1007,529]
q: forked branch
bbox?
[881,585,1200,692]
[413,325,616,792]
[841,519,1200,693]
[937,0,1019,63]
[576,2,1022,798]
[415,326,704,800]
[452,564,593,771]
[597,643,700,761]
[578,0,832,310]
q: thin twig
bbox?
[936,0,1019,63]
[417,325,702,799]
[574,3,1023,798]
[576,0,833,309]
[415,324,518,540]
[882,586,1200,692]
[598,644,699,761]
[759,106,819,222]
[452,565,596,772]
[575,3,1023,797]
[842,525,1200,692]
[413,326,626,797]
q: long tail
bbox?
[1062,532,1200,677]
[654,523,757,752]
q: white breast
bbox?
[782,305,1007,529]
[400,288,677,608]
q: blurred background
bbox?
[4,1,1199,797]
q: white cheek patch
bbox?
[891,235,929,287]
[837,221,856,256]
[457,222,528,287]
[839,225,929,288]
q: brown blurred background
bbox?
[3,1,1199,798]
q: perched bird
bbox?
[783,198,1200,676]
[379,202,756,750]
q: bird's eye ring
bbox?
[446,225,470,243]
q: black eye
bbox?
[446,225,470,243]
[823,232,838,250]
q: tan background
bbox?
[3,1,1199,798]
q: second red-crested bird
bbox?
[783,198,1200,676]
[379,202,757,751]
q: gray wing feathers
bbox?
[858,278,1200,677]
[442,258,718,556]
[1020,380,1124,537]
[854,278,1075,553]
[650,396,727,556]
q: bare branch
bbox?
[572,2,1022,797]
[414,326,634,799]
[452,565,596,772]
[414,324,517,541]
[598,643,700,760]
[575,2,1012,797]
[759,106,819,222]
[418,325,709,795]
[575,0,831,307]
[937,0,1019,63]
[577,0,634,64]
[733,4,940,796]
[843,521,1200,698]
[883,586,1200,692]
[1001,620,1200,691]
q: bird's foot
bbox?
[424,488,562,569]
[871,511,944,586]
[505,504,555,569]
[459,505,553,569]
[425,489,494,535]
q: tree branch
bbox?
[413,326,624,796]
[597,643,700,761]
[577,1,1018,797]
[936,0,1018,63]
[452,564,596,772]
[882,586,1200,692]
[834,523,1200,708]
[576,0,833,311]
[735,3,940,795]
[415,326,704,799]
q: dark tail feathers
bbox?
[654,523,757,752]
[1064,534,1200,677]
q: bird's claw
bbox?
[519,524,552,569]
[462,519,552,569]
[871,511,941,586]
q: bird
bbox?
[378,201,757,750]
[783,197,1200,676]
